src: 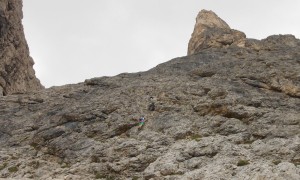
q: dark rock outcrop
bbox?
[0,8,299,179]
[0,0,43,96]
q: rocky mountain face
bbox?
[188,10,246,55]
[0,0,43,96]
[0,6,300,180]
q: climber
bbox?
[138,116,145,128]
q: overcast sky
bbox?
[23,0,300,88]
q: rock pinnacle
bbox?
[187,10,246,55]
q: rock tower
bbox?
[0,0,43,96]
[187,10,246,55]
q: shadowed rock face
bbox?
[0,9,300,179]
[0,0,43,96]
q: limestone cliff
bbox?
[0,0,43,96]
[0,9,299,179]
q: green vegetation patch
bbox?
[132,176,139,180]
[272,160,281,165]
[29,142,41,150]
[8,166,18,173]
[0,163,8,171]
[94,172,115,180]
[95,172,106,179]
[190,134,202,142]
[237,159,250,166]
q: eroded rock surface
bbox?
[0,9,299,180]
[0,0,43,96]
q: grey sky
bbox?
[23,0,300,87]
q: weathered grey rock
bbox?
[0,8,300,179]
[0,0,43,96]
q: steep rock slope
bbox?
[0,0,43,96]
[0,9,300,180]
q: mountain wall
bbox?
[0,6,299,180]
[0,0,43,96]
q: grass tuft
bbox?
[8,166,18,173]
[190,134,202,141]
[272,160,281,165]
[237,159,250,166]
[0,163,8,171]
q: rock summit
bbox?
[188,10,246,55]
